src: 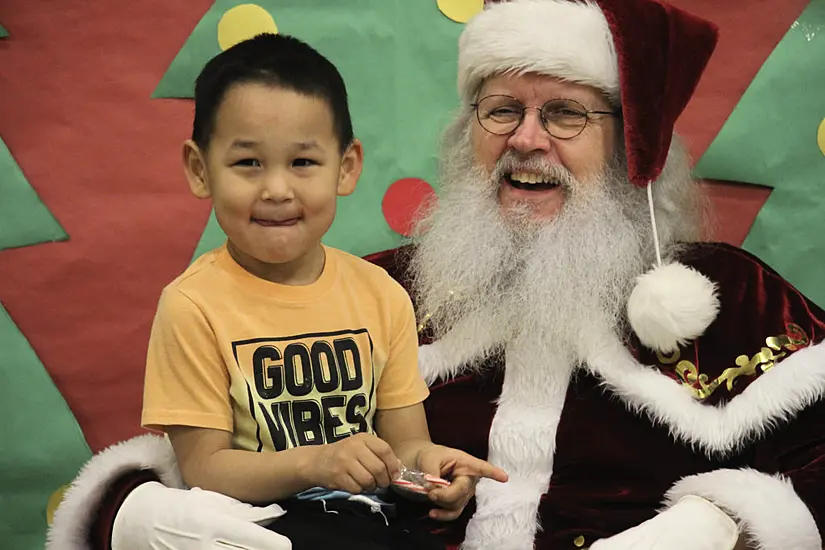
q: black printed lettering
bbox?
[258,401,290,451]
[293,400,324,446]
[284,343,312,397]
[241,331,374,449]
[310,341,339,393]
[345,393,368,434]
[260,394,369,448]
[334,338,363,391]
[321,395,347,443]
[278,400,298,448]
[253,346,283,399]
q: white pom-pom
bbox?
[627,262,720,353]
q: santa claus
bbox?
[49,0,825,549]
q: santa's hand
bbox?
[112,481,292,549]
[417,444,508,521]
[589,495,738,550]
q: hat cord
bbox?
[647,183,663,267]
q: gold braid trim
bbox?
[656,324,809,400]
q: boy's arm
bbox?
[143,287,319,503]
[375,277,507,515]
[168,425,403,503]
[373,280,434,466]
[167,425,320,504]
[374,402,434,468]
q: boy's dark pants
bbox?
[269,498,447,550]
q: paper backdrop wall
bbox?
[0,0,821,548]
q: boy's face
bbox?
[184,82,361,280]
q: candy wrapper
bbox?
[391,464,451,495]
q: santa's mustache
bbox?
[492,150,578,191]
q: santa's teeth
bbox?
[510,172,549,185]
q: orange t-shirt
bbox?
[141,244,428,453]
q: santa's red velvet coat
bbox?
[49,242,825,550]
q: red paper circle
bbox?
[382,178,437,237]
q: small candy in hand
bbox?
[392,464,451,495]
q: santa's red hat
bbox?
[457,0,721,353]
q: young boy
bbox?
[141,33,507,549]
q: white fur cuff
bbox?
[47,434,183,550]
[664,468,821,550]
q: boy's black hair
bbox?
[192,33,354,153]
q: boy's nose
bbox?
[260,175,294,202]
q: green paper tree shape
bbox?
[695,0,825,308]
[0,137,68,250]
[0,304,92,549]
[154,1,466,261]
[0,23,8,38]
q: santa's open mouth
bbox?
[504,171,560,191]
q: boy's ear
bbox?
[337,138,363,197]
[182,140,212,199]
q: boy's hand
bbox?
[310,433,401,494]
[417,444,508,521]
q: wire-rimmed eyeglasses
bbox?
[471,95,618,140]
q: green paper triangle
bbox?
[695,0,825,308]
[191,209,225,262]
[0,137,68,250]
[159,1,464,261]
[0,303,92,549]
[0,23,8,38]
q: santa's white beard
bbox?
[409,118,702,548]
[411,134,653,369]
[409,126,655,549]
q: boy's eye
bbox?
[234,158,261,168]
[293,158,318,168]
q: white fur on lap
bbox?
[627,262,719,353]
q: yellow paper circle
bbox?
[217,4,278,51]
[818,117,825,157]
[437,0,484,23]
[46,485,70,526]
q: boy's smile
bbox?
[251,206,303,227]
[253,217,300,227]
[183,82,362,285]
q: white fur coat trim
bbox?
[586,337,825,457]
[46,433,183,550]
[664,468,821,550]
[457,0,618,104]
[463,347,574,549]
